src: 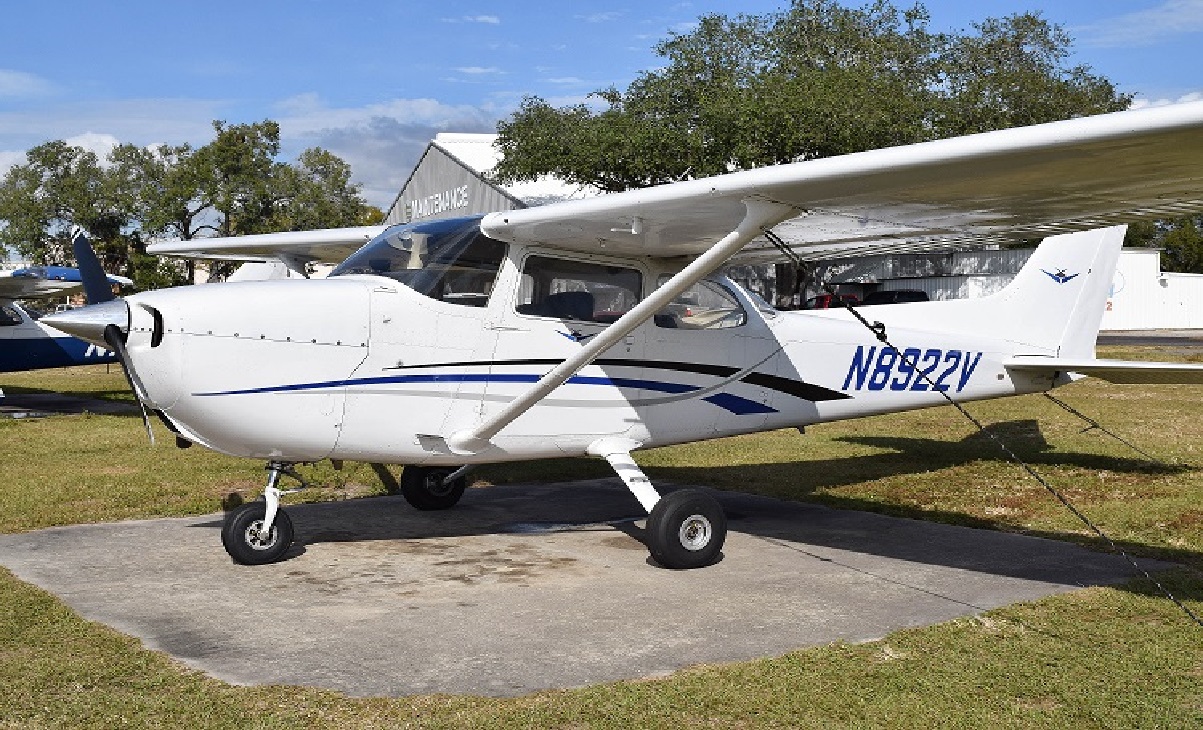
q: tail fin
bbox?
[864,226,1125,357]
[71,229,116,305]
[983,225,1125,357]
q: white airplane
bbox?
[46,101,1203,569]
[0,241,131,375]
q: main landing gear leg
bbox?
[221,461,307,565]
[589,440,727,570]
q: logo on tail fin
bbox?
[1042,268,1080,284]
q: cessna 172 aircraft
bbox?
[46,101,1203,569]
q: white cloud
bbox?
[442,15,500,24]
[273,94,501,208]
[0,149,26,178]
[64,132,122,160]
[0,91,509,212]
[0,69,52,98]
[576,12,623,23]
[0,98,224,146]
[1074,0,1203,48]
[1129,90,1203,108]
[455,66,503,75]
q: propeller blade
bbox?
[103,323,155,445]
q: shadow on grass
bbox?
[0,385,140,416]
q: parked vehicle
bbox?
[859,289,929,306]
[802,293,859,309]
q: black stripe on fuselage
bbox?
[385,358,850,402]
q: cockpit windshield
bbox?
[330,216,506,308]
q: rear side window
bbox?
[516,256,642,323]
[654,277,746,329]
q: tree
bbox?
[268,147,369,231]
[0,140,138,275]
[937,12,1128,136]
[494,1,1130,192]
[1126,217,1203,274]
[192,119,285,238]
[1,120,372,288]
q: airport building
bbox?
[383,133,597,225]
[389,133,1203,331]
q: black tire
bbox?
[399,466,467,510]
[646,489,727,569]
[221,502,294,565]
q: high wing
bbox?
[480,100,1203,261]
[144,103,1203,266]
[146,225,387,266]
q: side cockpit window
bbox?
[516,255,642,323]
[654,277,747,329]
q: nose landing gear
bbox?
[221,461,308,565]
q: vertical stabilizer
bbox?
[857,226,1126,358]
[988,226,1125,358]
[71,230,116,305]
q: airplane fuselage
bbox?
[119,224,1056,465]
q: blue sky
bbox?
[2,0,1201,209]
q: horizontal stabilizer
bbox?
[1005,356,1203,384]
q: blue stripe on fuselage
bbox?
[193,372,776,415]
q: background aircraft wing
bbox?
[480,100,1203,262]
[0,267,132,301]
[145,225,388,264]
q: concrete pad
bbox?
[0,479,1165,697]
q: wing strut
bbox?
[446,198,797,454]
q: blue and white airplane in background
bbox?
[0,240,132,374]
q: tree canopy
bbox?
[494,1,1130,193]
[0,120,372,289]
[495,0,1203,271]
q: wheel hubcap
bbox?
[678,514,712,551]
[425,474,455,497]
[244,520,277,551]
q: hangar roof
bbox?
[431,133,599,206]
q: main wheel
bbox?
[399,466,467,510]
[221,502,294,565]
[646,489,727,569]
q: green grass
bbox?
[1,353,1202,728]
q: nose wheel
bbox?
[221,501,294,565]
[221,461,305,565]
